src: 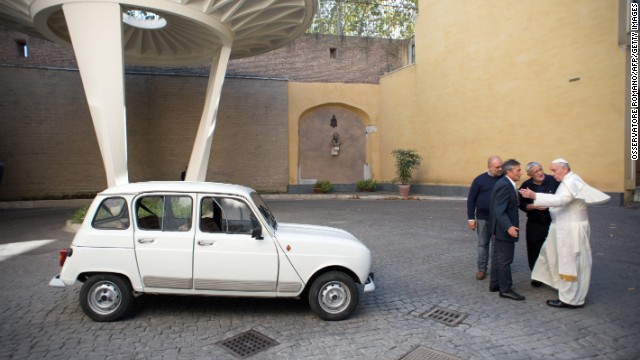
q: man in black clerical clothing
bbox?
[518,162,559,286]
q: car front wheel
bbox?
[80,274,133,322]
[308,271,359,321]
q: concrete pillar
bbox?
[185,45,232,182]
[62,2,128,187]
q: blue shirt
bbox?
[467,172,503,220]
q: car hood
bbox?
[274,222,371,284]
[275,222,360,245]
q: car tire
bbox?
[308,271,359,321]
[80,274,134,322]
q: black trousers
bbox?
[490,238,515,293]
[525,220,551,270]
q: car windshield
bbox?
[250,191,278,230]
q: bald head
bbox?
[487,156,503,177]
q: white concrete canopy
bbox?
[0,0,315,185]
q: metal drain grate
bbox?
[400,346,463,360]
[217,330,279,359]
[421,306,467,327]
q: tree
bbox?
[307,0,418,39]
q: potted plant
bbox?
[356,179,379,192]
[391,149,422,196]
[313,180,333,193]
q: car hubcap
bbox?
[88,281,121,315]
[319,281,350,314]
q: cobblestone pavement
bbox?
[0,199,638,359]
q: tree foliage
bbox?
[307,0,418,39]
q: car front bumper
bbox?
[49,274,65,288]
[363,273,375,292]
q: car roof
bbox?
[99,181,255,197]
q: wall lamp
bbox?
[330,115,337,128]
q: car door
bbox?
[134,193,195,290]
[193,194,278,293]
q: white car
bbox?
[50,181,375,321]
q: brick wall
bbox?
[1,26,409,83]
[0,67,288,200]
[226,34,409,83]
[0,26,405,200]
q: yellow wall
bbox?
[378,65,419,183]
[403,0,626,191]
[290,0,628,195]
[288,82,381,184]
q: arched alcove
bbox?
[298,105,367,184]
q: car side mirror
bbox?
[251,217,263,240]
[252,227,263,239]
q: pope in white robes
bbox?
[519,158,609,308]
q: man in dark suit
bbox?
[489,159,525,301]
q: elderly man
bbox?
[467,156,503,280]
[488,159,524,301]
[519,158,609,308]
[518,162,560,279]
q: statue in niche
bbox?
[330,132,341,156]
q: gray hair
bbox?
[502,159,520,175]
[526,162,542,174]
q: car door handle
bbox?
[197,240,215,246]
[137,238,155,244]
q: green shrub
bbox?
[314,180,333,193]
[71,206,89,224]
[356,179,379,191]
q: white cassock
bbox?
[531,172,609,306]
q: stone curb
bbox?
[0,198,93,209]
[262,193,466,201]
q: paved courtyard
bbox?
[0,198,638,359]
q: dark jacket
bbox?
[518,174,559,224]
[489,176,519,242]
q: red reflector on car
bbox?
[59,249,68,267]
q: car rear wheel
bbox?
[80,274,133,322]
[308,271,359,321]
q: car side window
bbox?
[136,196,162,230]
[91,197,130,230]
[200,196,256,235]
[136,195,193,232]
[200,197,223,233]
[167,196,193,231]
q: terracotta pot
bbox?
[398,184,410,196]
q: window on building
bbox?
[15,40,27,58]
[408,39,415,64]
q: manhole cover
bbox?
[400,346,463,360]
[217,330,279,359]
[421,306,467,327]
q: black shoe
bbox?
[546,299,583,309]
[489,285,499,292]
[531,280,542,287]
[499,290,525,301]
